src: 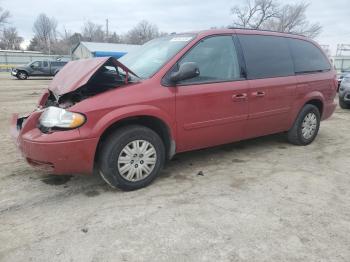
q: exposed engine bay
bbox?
[44,57,138,109]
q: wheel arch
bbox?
[17,69,29,75]
[305,98,323,117]
[288,92,325,129]
[93,107,176,165]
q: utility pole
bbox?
[48,36,51,57]
[106,19,109,41]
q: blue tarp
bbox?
[92,51,127,59]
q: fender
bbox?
[17,69,29,75]
[288,90,325,128]
[89,104,176,141]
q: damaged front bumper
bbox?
[11,111,98,175]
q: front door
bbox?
[30,61,43,76]
[174,35,249,152]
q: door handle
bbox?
[252,91,265,97]
[232,93,247,102]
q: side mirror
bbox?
[30,64,35,68]
[170,62,200,83]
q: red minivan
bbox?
[11,29,337,190]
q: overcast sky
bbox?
[2,0,350,55]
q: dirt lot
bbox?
[0,72,350,262]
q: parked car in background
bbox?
[338,74,350,108]
[337,68,350,88]
[11,60,68,80]
[11,29,337,190]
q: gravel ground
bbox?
[0,72,349,262]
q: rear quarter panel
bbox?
[288,70,337,127]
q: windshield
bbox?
[118,34,196,78]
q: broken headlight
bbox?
[39,106,86,129]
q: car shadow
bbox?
[11,77,53,81]
[38,132,288,194]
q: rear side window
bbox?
[51,62,66,66]
[43,61,48,67]
[288,38,330,73]
[238,35,294,79]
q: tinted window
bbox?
[238,35,294,79]
[288,38,331,73]
[43,61,48,67]
[51,61,66,66]
[178,35,240,84]
[32,61,41,68]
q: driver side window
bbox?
[178,35,240,84]
[32,61,41,68]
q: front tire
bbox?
[287,104,320,145]
[98,125,165,190]
[17,71,28,80]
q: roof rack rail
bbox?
[227,27,306,37]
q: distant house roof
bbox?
[73,42,139,59]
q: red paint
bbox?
[11,29,337,175]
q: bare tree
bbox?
[231,0,279,29]
[124,20,160,45]
[0,6,10,29]
[0,27,23,49]
[70,32,83,45]
[82,21,105,42]
[32,13,58,53]
[50,28,73,55]
[231,0,321,38]
[264,3,321,38]
[106,32,121,43]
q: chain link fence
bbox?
[0,50,71,72]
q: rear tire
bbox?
[287,104,320,145]
[98,125,165,190]
[339,97,350,109]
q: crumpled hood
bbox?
[49,57,137,96]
